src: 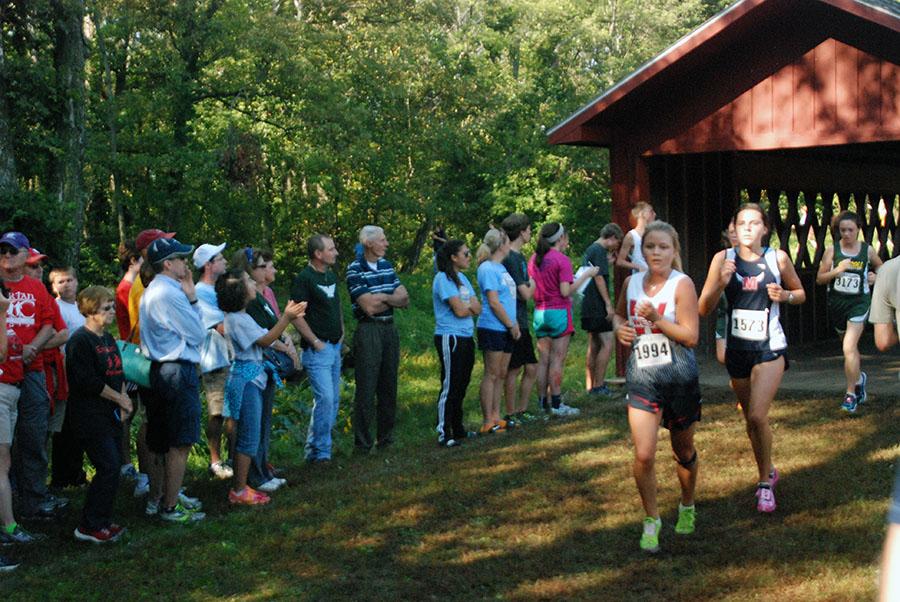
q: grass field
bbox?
[4,273,898,600]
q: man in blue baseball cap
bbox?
[139,237,207,523]
[0,231,62,535]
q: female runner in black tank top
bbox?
[699,203,805,514]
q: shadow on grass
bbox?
[4,388,897,601]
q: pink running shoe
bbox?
[756,485,776,513]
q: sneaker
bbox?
[74,525,125,543]
[590,385,612,396]
[756,484,776,513]
[257,478,282,493]
[145,498,160,516]
[518,411,538,423]
[0,525,46,544]
[120,463,139,480]
[639,517,662,553]
[478,423,505,435]
[675,504,696,535]
[42,494,69,511]
[133,474,150,498]
[178,491,203,511]
[0,556,19,571]
[855,372,867,403]
[551,403,581,417]
[209,461,234,480]
[159,503,205,523]
[439,438,460,448]
[502,415,518,429]
[841,393,858,413]
[228,487,270,506]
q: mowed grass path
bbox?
[6,384,897,600]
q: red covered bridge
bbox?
[549,0,900,352]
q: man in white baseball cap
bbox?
[192,243,232,479]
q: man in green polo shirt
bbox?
[290,234,344,463]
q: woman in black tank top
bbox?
[699,203,805,514]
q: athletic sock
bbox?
[3,522,16,534]
[539,396,548,410]
[551,394,562,409]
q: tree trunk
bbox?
[92,7,127,246]
[0,38,17,199]
[51,0,87,267]
[402,216,431,274]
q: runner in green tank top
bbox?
[816,211,882,413]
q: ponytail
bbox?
[476,228,507,266]
[535,222,564,268]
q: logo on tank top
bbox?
[737,272,765,292]
[628,300,667,335]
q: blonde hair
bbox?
[631,202,653,219]
[642,220,682,271]
[476,228,507,265]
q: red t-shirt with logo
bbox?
[1,275,55,384]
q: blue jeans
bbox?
[248,379,275,488]
[302,342,341,460]
[234,382,263,457]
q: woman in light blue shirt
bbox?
[432,240,481,448]
[476,228,520,434]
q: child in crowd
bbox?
[66,286,133,543]
[215,270,305,505]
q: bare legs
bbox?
[585,331,614,391]
[536,335,571,400]
[504,363,536,415]
[628,406,697,518]
[731,355,784,484]
[841,321,865,394]
[480,350,511,427]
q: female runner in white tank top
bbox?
[614,221,701,553]
[698,203,805,514]
[616,202,655,274]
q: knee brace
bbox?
[674,449,697,468]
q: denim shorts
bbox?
[233,382,263,457]
[150,361,201,450]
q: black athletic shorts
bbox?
[725,348,789,380]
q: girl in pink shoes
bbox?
[216,270,305,506]
[699,203,805,513]
[614,221,701,552]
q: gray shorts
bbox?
[0,383,21,445]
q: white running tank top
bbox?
[629,230,647,274]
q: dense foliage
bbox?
[0,0,731,283]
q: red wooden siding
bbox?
[653,39,900,154]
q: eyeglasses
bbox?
[462,250,470,257]
[100,303,115,312]
[0,246,19,256]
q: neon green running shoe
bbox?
[639,517,662,553]
[675,504,696,535]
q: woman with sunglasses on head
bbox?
[699,203,805,514]
[528,223,598,416]
[614,221,702,553]
[66,286,133,543]
[816,210,882,413]
[432,240,481,447]
[230,247,298,493]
